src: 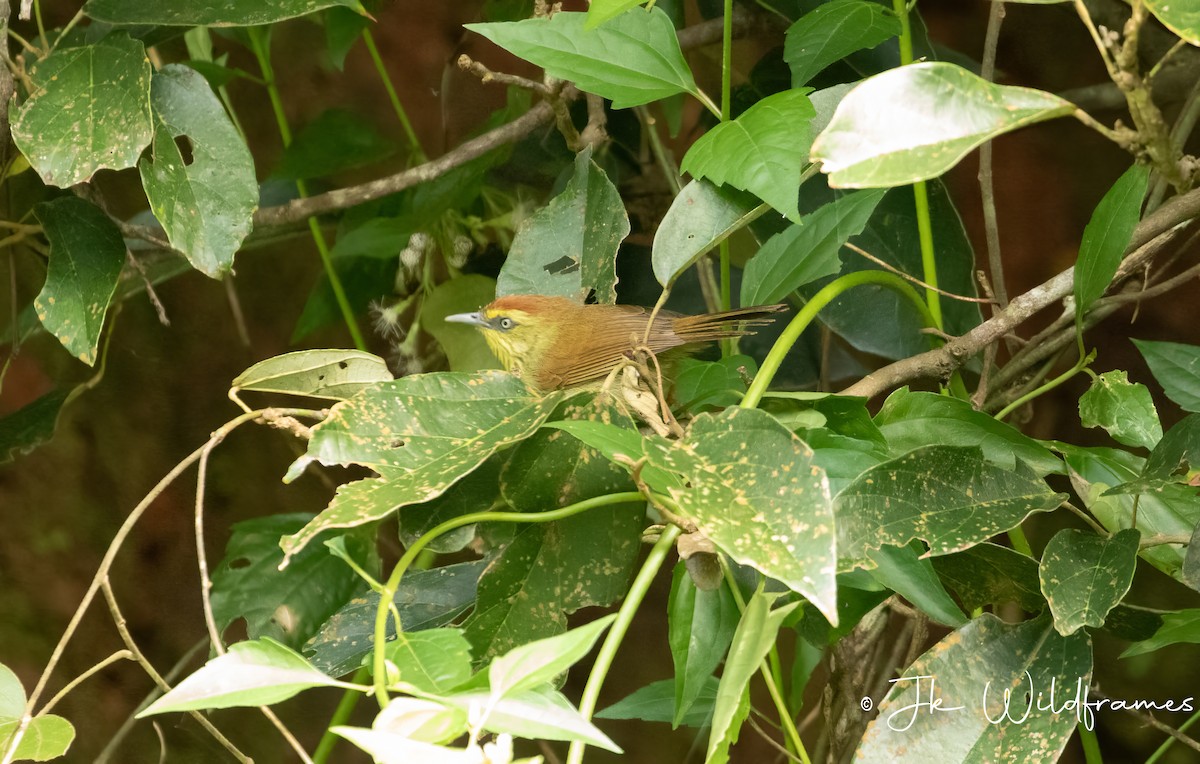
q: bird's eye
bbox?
[498,317,515,330]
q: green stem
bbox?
[372,492,646,707]
[892,0,914,64]
[565,524,683,764]
[741,270,936,409]
[248,28,367,351]
[994,352,1092,421]
[361,28,426,163]
[312,666,370,764]
[695,89,723,120]
[1007,525,1033,557]
[1079,723,1103,764]
[1144,706,1200,763]
[721,0,733,121]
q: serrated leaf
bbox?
[11,33,152,187]
[647,407,838,623]
[1079,370,1162,450]
[667,562,738,727]
[708,591,799,764]
[1146,0,1200,45]
[811,61,1074,187]
[652,179,768,287]
[854,613,1090,762]
[384,629,473,694]
[272,107,396,180]
[139,65,258,277]
[211,514,374,650]
[464,502,641,661]
[597,676,717,727]
[231,350,392,400]
[305,561,485,677]
[84,0,367,25]
[466,8,696,108]
[138,638,351,715]
[741,188,886,306]
[488,614,616,699]
[32,198,127,365]
[1132,338,1200,413]
[874,388,1063,475]
[443,687,621,751]
[835,445,1064,570]
[1075,164,1149,319]
[1039,528,1140,636]
[282,372,561,558]
[784,0,901,86]
[496,146,627,303]
[1121,609,1200,657]
[680,89,815,223]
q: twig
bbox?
[979,0,1009,309]
[1091,687,1200,754]
[195,439,225,655]
[580,93,608,150]
[38,650,132,715]
[1139,533,1191,548]
[456,53,548,94]
[124,252,171,327]
[844,242,994,304]
[223,276,251,347]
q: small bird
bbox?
[446,294,786,391]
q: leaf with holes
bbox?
[855,613,1090,762]
[281,372,561,559]
[11,33,152,187]
[1039,528,1140,636]
[836,445,1064,570]
[211,514,375,650]
[812,61,1074,188]
[139,65,258,277]
[84,0,367,25]
[1079,370,1161,450]
[231,350,393,401]
[646,407,838,623]
[681,89,815,223]
[496,146,627,303]
[467,7,696,108]
[32,198,127,366]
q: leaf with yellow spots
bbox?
[33,197,127,366]
[1039,528,1140,636]
[646,407,839,624]
[281,372,562,560]
[835,445,1064,571]
[855,612,1090,763]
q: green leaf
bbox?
[304,561,485,677]
[332,727,473,763]
[281,372,562,559]
[680,89,815,223]
[1133,338,1200,413]
[138,638,350,715]
[855,613,1090,762]
[1074,164,1149,319]
[464,502,642,661]
[784,0,901,86]
[1039,528,1140,636]
[384,629,473,694]
[741,188,886,306]
[11,33,152,187]
[812,61,1074,187]
[1146,0,1200,45]
[596,677,717,728]
[667,562,739,727]
[647,407,839,623]
[488,614,617,699]
[836,445,1064,570]
[874,388,1063,475]
[325,6,370,70]
[290,256,393,342]
[230,350,393,401]
[444,687,621,752]
[32,198,127,365]
[0,665,22,720]
[1121,609,1200,657]
[708,591,800,764]
[652,180,767,287]
[0,716,75,762]
[673,355,756,412]
[867,543,967,627]
[330,217,416,260]
[543,418,682,491]
[930,543,1046,613]
[500,395,636,512]
[466,7,696,108]
[585,0,646,28]
[272,108,396,180]
[398,459,500,555]
[420,275,500,373]
[139,65,258,277]
[370,696,467,745]
[1079,370,1162,450]
[84,0,367,25]
[210,514,373,650]
[496,145,628,303]
[1145,413,1200,479]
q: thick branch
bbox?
[841,185,1200,399]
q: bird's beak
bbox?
[445,311,488,328]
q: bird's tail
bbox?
[671,303,788,342]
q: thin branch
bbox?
[195,439,225,655]
[38,650,132,715]
[844,242,995,304]
[1091,687,1200,754]
[456,53,548,94]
